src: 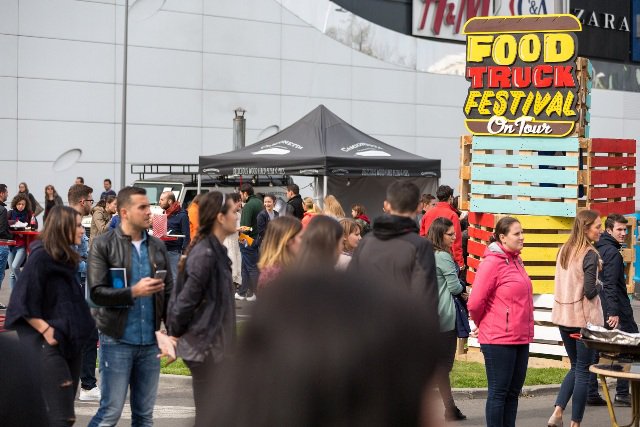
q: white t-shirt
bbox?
[132,239,143,256]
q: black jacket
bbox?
[348,215,439,326]
[0,201,10,240]
[256,209,279,247]
[596,232,638,332]
[5,241,96,358]
[285,194,304,220]
[87,227,174,339]
[167,236,236,363]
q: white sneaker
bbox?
[79,387,101,401]
[234,293,246,301]
[245,294,257,302]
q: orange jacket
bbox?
[187,203,199,238]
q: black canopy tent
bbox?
[198,105,441,215]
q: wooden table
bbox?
[9,230,40,254]
[591,363,640,427]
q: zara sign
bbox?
[570,0,631,61]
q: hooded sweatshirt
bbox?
[467,242,534,345]
[348,214,439,326]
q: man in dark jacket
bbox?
[159,191,190,282]
[0,184,11,309]
[88,186,174,426]
[285,184,304,219]
[597,213,637,406]
[236,183,263,301]
[348,181,440,332]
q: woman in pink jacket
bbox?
[468,217,534,427]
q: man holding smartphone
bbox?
[87,186,174,426]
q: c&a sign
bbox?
[462,15,583,138]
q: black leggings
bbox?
[186,357,220,427]
[436,330,458,410]
[41,341,81,426]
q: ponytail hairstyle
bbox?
[490,217,521,244]
[178,191,231,272]
[558,209,600,270]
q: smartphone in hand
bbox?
[154,270,167,281]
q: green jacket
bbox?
[240,195,263,239]
[434,250,465,332]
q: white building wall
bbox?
[1,0,639,209]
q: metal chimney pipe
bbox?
[233,107,246,150]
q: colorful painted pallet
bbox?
[459,136,636,217]
[465,212,636,294]
[466,213,572,294]
[582,138,636,217]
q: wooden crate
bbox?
[582,138,636,217]
[466,213,572,294]
[466,212,636,294]
[459,136,636,217]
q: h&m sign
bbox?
[412,0,562,41]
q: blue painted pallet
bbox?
[472,153,578,167]
[472,136,581,152]
[470,183,577,199]
[471,198,577,217]
[471,166,578,185]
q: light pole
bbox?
[119,0,165,189]
[120,0,129,190]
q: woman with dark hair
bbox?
[44,185,64,223]
[257,216,303,290]
[167,191,238,427]
[426,217,467,421]
[548,210,604,427]
[18,182,40,218]
[467,216,533,427]
[351,203,371,236]
[336,218,361,270]
[256,194,279,249]
[205,271,442,427]
[5,205,95,426]
[8,193,37,289]
[89,195,117,248]
[296,215,343,270]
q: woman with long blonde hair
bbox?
[257,216,303,290]
[548,210,604,427]
[323,195,345,219]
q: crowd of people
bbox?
[0,176,636,427]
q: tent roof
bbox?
[199,105,440,178]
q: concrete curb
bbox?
[453,378,616,400]
[161,373,616,401]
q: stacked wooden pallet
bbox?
[459,136,636,218]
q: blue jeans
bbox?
[481,343,529,427]
[88,334,161,427]
[238,243,258,296]
[0,246,9,288]
[8,246,26,290]
[166,250,181,284]
[555,327,595,423]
